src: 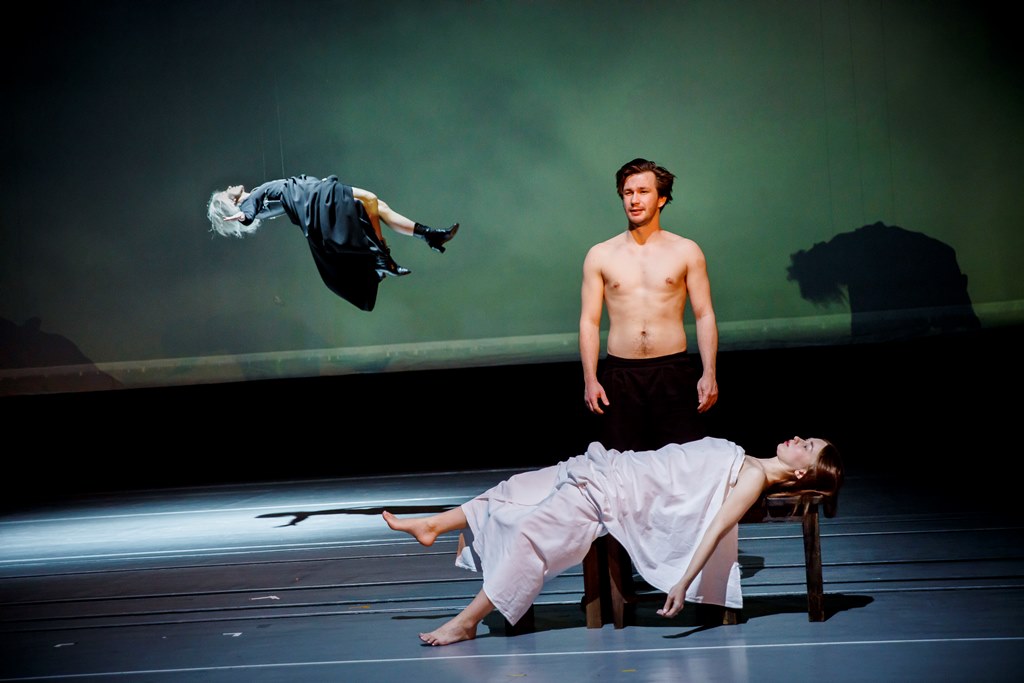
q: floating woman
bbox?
[207,174,459,311]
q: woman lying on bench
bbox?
[383,435,844,646]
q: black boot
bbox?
[374,246,411,281]
[414,222,459,253]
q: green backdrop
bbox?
[2,0,1020,392]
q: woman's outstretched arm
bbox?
[657,464,767,618]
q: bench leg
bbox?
[583,539,604,628]
[802,503,825,621]
[605,536,635,628]
[696,603,739,625]
[582,536,636,628]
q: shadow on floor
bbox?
[257,504,458,527]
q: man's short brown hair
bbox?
[615,158,675,207]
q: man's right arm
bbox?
[580,246,608,414]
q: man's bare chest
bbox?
[604,261,687,295]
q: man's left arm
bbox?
[686,245,718,413]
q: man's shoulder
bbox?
[591,232,625,248]
[658,229,701,246]
[658,230,707,257]
[585,233,624,258]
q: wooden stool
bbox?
[761,490,828,622]
[583,535,636,628]
[583,490,833,628]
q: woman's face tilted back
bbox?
[776,436,826,478]
[225,185,245,205]
[775,437,845,502]
[207,188,257,238]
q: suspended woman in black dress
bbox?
[206,175,459,311]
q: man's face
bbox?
[621,171,666,229]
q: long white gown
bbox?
[457,436,746,624]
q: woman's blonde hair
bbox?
[206,190,261,238]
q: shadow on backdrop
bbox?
[0,317,121,394]
[787,222,981,340]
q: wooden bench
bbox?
[505,489,834,634]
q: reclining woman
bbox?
[384,435,844,646]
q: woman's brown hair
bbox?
[772,440,845,517]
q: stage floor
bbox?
[2,465,1022,682]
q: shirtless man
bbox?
[580,158,719,451]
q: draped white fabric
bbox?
[457,437,745,624]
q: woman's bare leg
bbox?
[383,507,489,644]
[382,507,467,547]
[351,188,386,241]
[420,588,495,646]
[352,187,416,236]
[353,186,458,254]
[376,198,417,235]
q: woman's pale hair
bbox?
[206,190,261,238]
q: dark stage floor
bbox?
[2,462,1022,682]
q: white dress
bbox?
[457,436,746,624]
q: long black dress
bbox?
[238,175,382,311]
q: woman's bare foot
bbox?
[382,510,439,547]
[419,618,477,646]
[416,588,493,646]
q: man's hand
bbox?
[657,581,687,618]
[224,212,245,222]
[584,381,610,415]
[697,374,718,413]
